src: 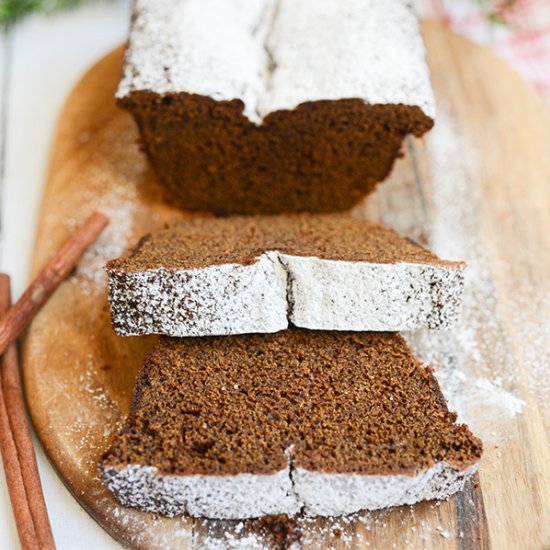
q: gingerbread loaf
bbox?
[100,330,482,519]
[106,214,464,337]
[117,0,435,214]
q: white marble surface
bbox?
[0,2,130,548]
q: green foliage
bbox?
[0,0,519,28]
[0,0,90,26]
[474,0,517,25]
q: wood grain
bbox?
[21,22,550,549]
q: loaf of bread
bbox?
[100,330,482,519]
[117,0,435,214]
[106,214,464,337]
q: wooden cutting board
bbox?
[22,22,550,549]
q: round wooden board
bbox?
[22,22,550,549]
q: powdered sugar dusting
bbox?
[188,499,481,549]
[102,460,477,520]
[510,283,550,417]
[76,188,137,296]
[435,370,524,441]
[120,0,435,123]
[108,256,464,338]
[57,116,148,296]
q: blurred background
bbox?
[416,0,550,105]
[2,0,549,103]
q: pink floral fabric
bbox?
[414,0,550,104]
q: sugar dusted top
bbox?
[117,0,436,123]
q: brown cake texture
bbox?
[108,214,450,272]
[121,96,433,214]
[101,330,482,518]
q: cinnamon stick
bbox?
[0,212,108,357]
[0,275,55,549]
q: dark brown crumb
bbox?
[107,213,458,272]
[256,515,301,549]
[120,93,433,215]
[102,330,482,477]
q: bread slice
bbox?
[106,214,464,337]
[100,330,482,519]
[117,0,435,214]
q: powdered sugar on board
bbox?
[76,187,137,295]
[402,107,527,446]
[41,113,176,298]
[187,495,484,549]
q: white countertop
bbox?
[0,2,131,548]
